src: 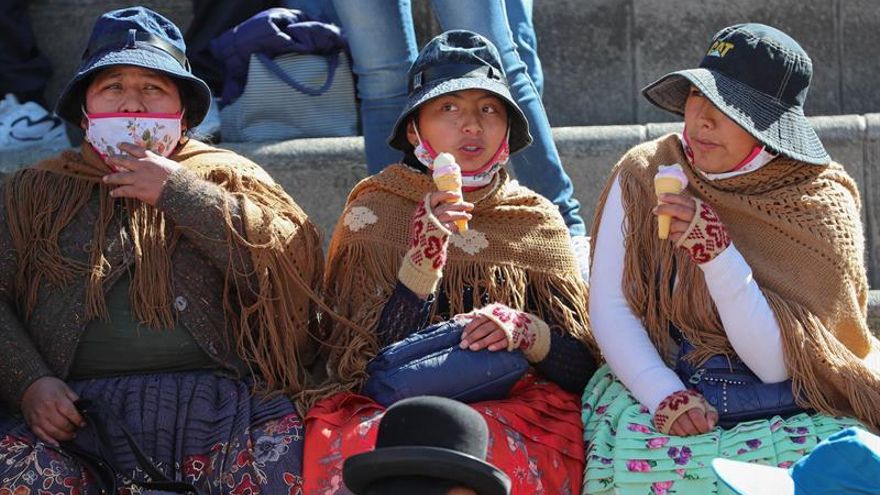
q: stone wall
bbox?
[31,0,880,127]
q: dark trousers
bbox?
[0,0,51,104]
[0,0,282,102]
[186,0,280,94]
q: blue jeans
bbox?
[331,0,585,236]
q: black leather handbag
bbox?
[61,399,201,495]
[674,340,807,428]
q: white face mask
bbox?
[84,110,183,159]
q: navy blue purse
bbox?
[363,320,529,407]
[674,339,807,428]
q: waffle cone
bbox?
[434,172,468,232]
[654,177,685,239]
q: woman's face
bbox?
[83,66,184,127]
[683,87,759,174]
[407,89,509,172]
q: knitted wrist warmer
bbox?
[676,197,731,264]
[398,194,452,296]
[474,303,551,362]
[653,389,717,434]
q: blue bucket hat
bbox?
[55,7,212,127]
[712,427,880,495]
[642,23,830,165]
[387,30,532,155]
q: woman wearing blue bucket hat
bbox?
[581,23,880,494]
[304,30,598,495]
[0,7,323,493]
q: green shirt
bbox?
[69,272,216,379]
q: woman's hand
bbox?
[668,405,719,436]
[460,313,510,351]
[458,303,552,362]
[103,142,182,206]
[428,190,473,233]
[654,193,696,244]
[652,389,718,436]
[20,376,85,446]
[654,193,731,264]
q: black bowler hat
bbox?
[642,23,830,165]
[343,396,511,495]
[387,30,532,156]
[55,7,212,127]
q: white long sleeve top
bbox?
[589,175,790,413]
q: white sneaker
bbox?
[0,95,69,150]
[571,234,591,282]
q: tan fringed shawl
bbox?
[4,139,324,401]
[318,164,595,398]
[590,133,880,429]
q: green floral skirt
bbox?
[581,365,862,495]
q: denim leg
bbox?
[505,0,542,96]
[432,0,585,236]
[331,0,416,173]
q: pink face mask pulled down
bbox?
[84,111,183,161]
[680,126,778,181]
[412,124,511,191]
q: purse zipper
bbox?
[688,368,706,385]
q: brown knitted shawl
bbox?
[590,133,880,429]
[317,164,595,399]
[4,139,324,401]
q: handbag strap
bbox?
[74,399,201,494]
[255,51,340,96]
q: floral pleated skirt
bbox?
[581,365,863,495]
[0,371,305,494]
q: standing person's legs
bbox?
[432,0,585,237]
[505,0,542,96]
[0,0,51,105]
[186,0,281,95]
[332,0,416,173]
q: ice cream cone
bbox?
[654,164,688,239]
[433,153,468,232]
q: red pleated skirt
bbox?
[303,374,584,495]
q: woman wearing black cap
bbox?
[305,30,599,495]
[0,7,321,493]
[582,23,880,494]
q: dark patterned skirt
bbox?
[0,371,304,494]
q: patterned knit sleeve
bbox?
[534,329,597,393]
[375,282,434,348]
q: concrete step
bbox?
[27,0,880,128]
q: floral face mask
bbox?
[84,110,183,160]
